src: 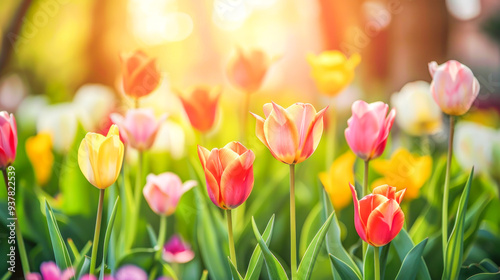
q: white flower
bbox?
[37,103,78,153]
[73,84,116,131]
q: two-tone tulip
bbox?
[110,109,166,151]
[78,125,124,189]
[0,111,17,169]
[162,235,195,264]
[121,50,161,99]
[197,141,254,209]
[251,102,327,165]
[177,86,220,133]
[345,100,396,161]
[350,184,405,247]
[428,60,480,116]
[226,48,272,93]
[143,172,196,216]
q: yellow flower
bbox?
[307,51,361,96]
[78,125,124,189]
[319,151,356,211]
[25,133,54,186]
[371,148,432,200]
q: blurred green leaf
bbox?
[99,197,119,280]
[394,238,428,280]
[73,241,91,274]
[116,248,155,269]
[443,168,474,280]
[299,203,321,257]
[245,214,275,280]
[329,254,361,280]
[460,258,500,279]
[229,258,244,280]
[161,260,179,280]
[44,200,73,272]
[76,256,91,280]
[392,229,431,280]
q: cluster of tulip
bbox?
[0,45,487,280]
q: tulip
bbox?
[26,261,75,280]
[0,74,26,113]
[345,100,396,161]
[73,84,116,131]
[391,81,442,136]
[227,47,272,93]
[121,50,161,99]
[163,235,195,263]
[37,103,78,153]
[177,86,220,133]
[197,141,254,209]
[251,102,327,164]
[78,125,124,190]
[115,265,148,280]
[0,111,17,169]
[110,108,167,151]
[307,51,361,96]
[319,151,356,211]
[16,95,49,132]
[428,60,480,116]
[350,184,405,247]
[26,132,54,186]
[371,148,432,200]
[143,172,196,216]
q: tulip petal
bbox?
[182,180,197,193]
[372,108,396,159]
[395,189,406,204]
[224,141,248,156]
[358,194,389,227]
[296,106,327,163]
[203,166,221,207]
[197,145,211,168]
[251,112,275,155]
[372,184,395,200]
[96,135,124,189]
[263,102,299,164]
[78,138,99,188]
[206,149,223,184]
[349,183,368,243]
[263,103,273,118]
[366,199,405,247]
[220,150,255,209]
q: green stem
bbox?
[374,246,380,280]
[128,151,144,250]
[362,160,369,259]
[2,168,30,276]
[226,209,237,268]
[289,164,297,280]
[442,116,455,257]
[149,215,167,280]
[90,189,105,275]
[325,99,336,168]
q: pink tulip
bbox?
[110,109,166,151]
[0,111,17,169]
[428,60,480,116]
[197,141,254,209]
[350,184,405,247]
[80,275,115,280]
[27,262,74,280]
[115,265,147,280]
[251,102,327,165]
[143,172,196,216]
[162,235,195,263]
[344,100,396,161]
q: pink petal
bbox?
[296,106,327,163]
[263,102,299,164]
[220,150,255,209]
[349,183,368,243]
[40,262,61,280]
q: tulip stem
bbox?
[326,100,336,168]
[442,116,455,258]
[128,151,144,250]
[149,215,167,280]
[2,168,30,277]
[374,246,380,280]
[90,189,105,276]
[362,160,369,259]
[289,164,297,280]
[226,209,237,268]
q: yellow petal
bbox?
[96,135,124,189]
[78,138,98,188]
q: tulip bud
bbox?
[226,47,272,93]
[428,60,480,116]
[176,86,220,133]
[121,50,161,99]
[162,235,195,263]
[78,125,124,189]
[251,102,327,165]
[350,184,405,247]
[198,141,254,209]
[345,100,396,161]
[0,111,17,169]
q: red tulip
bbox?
[120,50,161,98]
[350,183,405,247]
[344,100,395,161]
[0,111,17,169]
[251,102,327,164]
[177,86,221,133]
[197,141,254,209]
[226,48,272,93]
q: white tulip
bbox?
[37,103,78,153]
[73,84,116,131]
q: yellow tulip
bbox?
[78,125,124,189]
[307,51,361,96]
[371,148,432,200]
[25,132,54,186]
[319,151,356,211]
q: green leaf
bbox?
[443,168,474,280]
[161,260,180,280]
[147,224,158,247]
[395,238,429,280]
[76,256,91,280]
[297,211,334,280]
[392,229,432,280]
[467,273,500,280]
[363,246,374,280]
[99,197,120,280]
[229,257,244,280]
[1,271,11,280]
[251,217,289,280]
[44,200,73,272]
[115,248,155,269]
[73,241,92,274]
[379,243,390,280]
[245,215,275,280]
[329,254,361,280]
[299,203,321,257]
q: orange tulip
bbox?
[350,183,405,247]
[120,50,161,99]
[177,86,221,133]
[251,102,327,164]
[226,48,272,93]
[197,141,254,210]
